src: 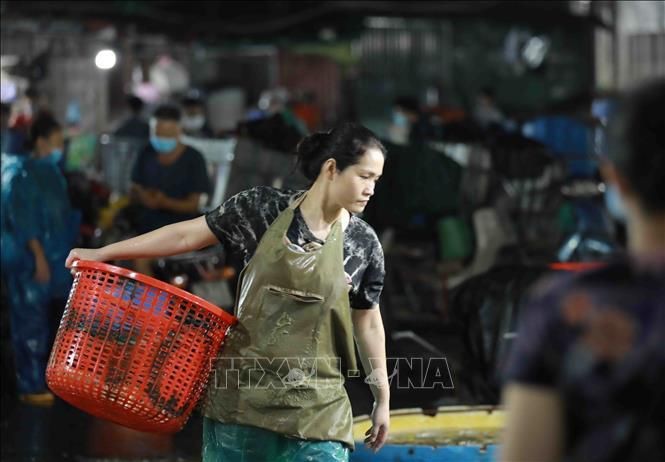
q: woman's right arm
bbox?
[65,215,219,268]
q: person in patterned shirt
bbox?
[66,122,390,461]
[500,78,665,462]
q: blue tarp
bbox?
[351,444,499,462]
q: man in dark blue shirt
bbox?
[130,104,211,234]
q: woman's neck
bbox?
[300,181,345,233]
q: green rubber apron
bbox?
[203,193,358,449]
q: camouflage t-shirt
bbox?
[205,186,385,309]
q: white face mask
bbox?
[605,184,627,223]
[182,114,205,132]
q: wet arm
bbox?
[352,306,390,404]
[66,215,218,266]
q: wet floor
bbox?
[0,395,202,461]
[1,323,470,461]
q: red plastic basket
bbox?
[46,260,237,433]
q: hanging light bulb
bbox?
[95,49,117,70]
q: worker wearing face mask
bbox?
[128,104,212,276]
[1,111,80,406]
[130,104,212,235]
[181,95,214,138]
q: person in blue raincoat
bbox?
[1,111,80,406]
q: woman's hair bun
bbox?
[296,132,328,161]
[296,131,330,180]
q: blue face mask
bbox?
[392,111,409,128]
[36,148,62,166]
[605,184,627,223]
[49,148,63,164]
[150,136,178,154]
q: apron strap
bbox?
[289,191,308,210]
[288,190,349,232]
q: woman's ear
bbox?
[322,158,337,180]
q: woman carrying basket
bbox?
[66,122,390,461]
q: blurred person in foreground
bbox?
[1,111,80,405]
[500,78,665,461]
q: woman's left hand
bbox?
[364,401,390,453]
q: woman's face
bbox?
[330,148,384,214]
